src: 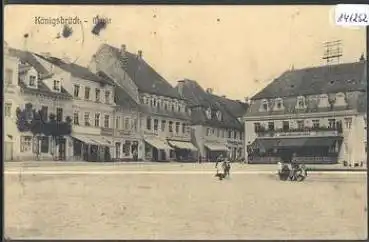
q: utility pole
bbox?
[322,40,343,65]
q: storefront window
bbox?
[123,141,131,156]
[40,136,49,153]
[20,136,32,152]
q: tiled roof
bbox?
[8,48,48,74]
[97,44,182,99]
[252,61,367,100]
[209,94,249,118]
[35,54,115,86]
[176,79,246,129]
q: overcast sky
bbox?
[5,5,366,100]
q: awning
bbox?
[205,143,228,151]
[72,134,114,147]
[168,140,198,151]
[145,137,173,150]
[254,137,342,149]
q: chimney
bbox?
[137,50,142,58]
[177,80,185,97]
[206,88,213,94]
[120,44,126,54]
[244,97,250,104]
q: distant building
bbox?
[176,79,248,162]
[244,59,367,166]
[90,44,196,161]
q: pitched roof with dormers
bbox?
[252,61,367,100]
[176,79,248,130]
[93,44,182,99]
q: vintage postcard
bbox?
[4,4,367,240]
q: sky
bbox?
[4,5,366,100]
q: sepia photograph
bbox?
[3,4,368,240]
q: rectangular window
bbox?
[169,121,173,132]
[53,80,61,91]
[29,75,36,87]
[233,131,237,139]
[206,128,210,136]
[5,68,13,84]
[115,142,121,158]
[133,118,138,131]
[228,130,232,139]
[94,113,100,127]
[56,108,63,122]
[95,88,101,102]
[312,119,320,128]
[328,119,336,129]
[161,120,166,132]
[20,136,32,152]
[84,87,90,100]
[73,111,79,125]
[125,118,130,130]
[74,85,80,98]
[222,129,225,138]
[182,123,186,134]
[216,128,220,137]
[105,91,111,104]
[344,118,352,129]
[282,121,289,131]
[115,116,120,129]
[84,112,90,126]
[154,119,159,131]
[40,136,49,153]
[175,122,180,133]
[104,115,110,128]
[297,120,304,130]
[146,117,152,130]
[4,103,12,117]
[268,122,274,131]
[254,122,261,132]
[240,132,244,140]
[41,106,48,122]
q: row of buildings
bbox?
[4,42,367,165]
[4,43,247,162]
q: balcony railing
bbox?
[255,126,343,138]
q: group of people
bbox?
[215,154,231,178]
[277,153,306,180]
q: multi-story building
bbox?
[244,57,367,166]
[4,45,73,161]
[34,53,117,162]
[176,79,248,162]
[90,44,196,161]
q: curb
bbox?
[307,168,367,172]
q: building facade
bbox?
[244,59,367,166]
[34,53,117,162]
[176,79,248,162]
[90,44,197,161]
[4,46,74,161]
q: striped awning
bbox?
[72,134,114,147]
[168,140,198,151]
[145,137,173,150]
[204,143,228,151]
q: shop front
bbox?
[144,136,173,161]
[247,136,343,164]
[204,142,228,162]
[168,140,198,162]
[71,134,114,162]
[114,139,141,161]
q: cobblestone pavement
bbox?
[4,164,367,240]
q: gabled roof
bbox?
[252,61,367,100]
[176,79,247,129]
[35,54,114,86]
[8,48,48,74]
[96,44,181,99]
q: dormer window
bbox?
[53,79,61,92]
[260,99,269,111]
[216,111,222,121]
[335,92,347,106]
[29,75,37,87]
[318,94,329,108]
[206,107,212,119]
[274,98,283,110]
[296,96,306,109]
